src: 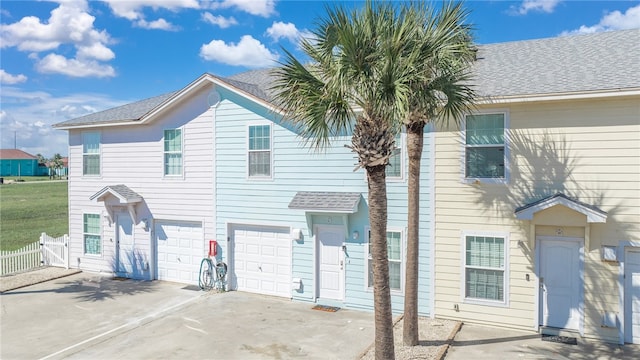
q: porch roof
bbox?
[288,191,361,214]
[90,184,142,204]
[514,193,607,223]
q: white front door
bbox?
[116,214,134,275]
[625,248,640,344]
[316,225,345,301]
[539,237,582,331]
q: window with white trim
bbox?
[82,132,100,176]
[83,213,102,255]
[366,229,403,291]
[386,133,402,179]
[465,113,505,179]
[164,129,183,176]
[248,124,271,178]
[464,234,506,303]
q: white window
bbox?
[82,132,100,176]
[83,213,101,255]
[366,228,403,291]
[248,124,271,178]
[463,232,508,305]
[164,129,182,176]
[386,133,403,179]
[464,113,505,179]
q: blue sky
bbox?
[1,0,639,157]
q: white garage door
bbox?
[232,225,291,298]
[156,221,204,285]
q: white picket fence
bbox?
[0,233,69,276]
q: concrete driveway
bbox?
[1,273,374,359]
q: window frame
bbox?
[246,122,273,180]
[461,230,510,307]
[364,226,405,293]
[163,128,184,177]
[385,131,404,181]
[461,111,509,184]
[83,213,102,256]
[82,131,101,177]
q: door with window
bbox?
[317,225,345,301]
[538,237,582,331]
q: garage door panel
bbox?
[233,225,291,298]
[156,221,203,285]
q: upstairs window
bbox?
[386,133,402,179]
[248,124,271,178]
[164,129,182,176]
[465,113,505,179]
[82,132,101,176]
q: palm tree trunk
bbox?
[367,164,395,360]
[403,122,425,346]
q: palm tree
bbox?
[273,2,430,358]
[401,1,477,346]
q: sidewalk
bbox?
[445,323,640,360]
[0,266,81,293]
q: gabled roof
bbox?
[90,184,142,204]
[289,192,361,213]
[515,193,607,223]
[54,29,640,130]
[0,149,37,160]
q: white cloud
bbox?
[512,0,561,15]
[561,5,640,35]
[104,0,200,20]
[36,53,116,78]
[201,12,238,28]
[0,0,116,78]
[0,70,27,84]
[135,18,179,31]
[208,0,277,17]
[200,35,279,67]
[0,87,128,156]
[265,21,309,42]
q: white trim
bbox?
[81,131,101,178]
[515,196,607,223]
[246,122,273,180]
[619,241,640,344]
[386,131,405,182]
[460,110,510,185]
[460,230,510,307]
[535,235,585,335]
[428,127,436,318]
[364,226,405,294]
[476,88,640,105]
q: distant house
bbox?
[45,157,69,178]
[0,149,40,177]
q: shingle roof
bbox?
[472,28,640,98]
[54,29,640,129]
[0,149,37,160]
[514,192,607,223]
[288,191,362,213]
[54,92,177,128]
[90,184,143,203]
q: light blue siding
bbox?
[215,88,434,315]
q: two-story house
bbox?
[54,28,639,344]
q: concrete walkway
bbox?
[446,323,640,360]
[0,266,80,292]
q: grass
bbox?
[0,181,68,251]
[2,176,59,182]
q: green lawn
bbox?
[0,181,68,251]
